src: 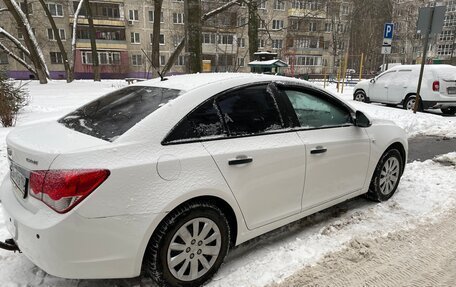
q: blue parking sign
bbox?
[384,23,394,39]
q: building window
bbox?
[273,0,284,10]
[295,55,322,66]
[131,32,140,44]
[237,37,245,48]
[102,6,120,18]
[47,3,63,17]
[325,23,332,32]
[272,19,284,30]
[20,2,33,14]
[202,33,216,44]
[259,19,267,30]
[82,51,120,65]
[259,0,266,9]
[309,22,317,32]
[50,52,63,64]
[132,54,142,66]
[160,55,166,66]
[173,13,184,24]
[160,34,165,45]
[259,39,265,48]
[238,57,245,67]
[0,52,8,64]
[148,10,163,22]
[129,10,139,21]
[18,28,24,40]
[272,39,283,49]
[176,55,185,66]
[218,34,234,45]
[47,28,66,41]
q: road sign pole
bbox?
[414,7,435,114]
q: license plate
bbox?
[5,216,17,239]
[10,165,27,198]
[448,87,456,94]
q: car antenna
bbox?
[141,48,167,81]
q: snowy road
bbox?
[0,80,455,287]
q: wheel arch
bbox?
[385,141,407,175]
[139,195,240,272]
[353,88,366,99]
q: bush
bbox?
[0,71,29,127]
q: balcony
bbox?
[76,39,127,50]
[70,16,126,27]
[288,8,326,18]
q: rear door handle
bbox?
[310,146,327,154]
[228,156,253,165]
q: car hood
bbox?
[7,121,109,170]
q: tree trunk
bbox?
[185,0,202,73]
[3,0,48,83]
[85,0,101,81]
[248,0,259,63]
[38,0,73,82]
[151,0,163,72]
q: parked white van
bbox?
[354,65,456,115]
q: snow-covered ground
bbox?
[0,79,455,287]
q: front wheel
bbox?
[441,107,456,115]
[367,149,403,202]
[403,95,422,111]
[144,201,231,287]
[354,90,367,102]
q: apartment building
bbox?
[0,0,351,79]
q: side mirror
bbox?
[355,110,371,128]
[370,78,376,83]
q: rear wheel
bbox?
[354,90,367,102]
[144,201,230,287]
[367,148,403,202]
[441,107,456,115]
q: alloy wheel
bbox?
[379,157,400,195]
[167,217,222,281]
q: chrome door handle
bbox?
[228,156,253,165]
[310,146,327,154]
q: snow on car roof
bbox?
[131,73,304,92]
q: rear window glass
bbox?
[59,86,181,141]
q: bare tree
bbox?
[0,41,37,75]
[38,0,73,82]
[247,0,259,61]
[185,0,203,73]
[71,0,85,79]
[85,0,101,81]
[151,0,163,71]
[3,0,49,83]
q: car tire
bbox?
[143,200,231,287]
[441,107,456,115]
[366,148,403,202]
[354,90,367,102]
[403,95,422,111]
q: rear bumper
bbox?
[0,177,160,279]
[422,100,456,109]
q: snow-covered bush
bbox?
[0,70,29,127]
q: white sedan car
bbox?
[1,73,407,286]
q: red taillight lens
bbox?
[29,169,110,213]
[433,80,440,92]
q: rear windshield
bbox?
[59,86,181,141]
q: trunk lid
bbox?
[7,121,109,171]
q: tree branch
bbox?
[0,41,37,75]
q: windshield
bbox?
[59,86,181,141]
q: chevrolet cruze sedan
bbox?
[1,73,407,286]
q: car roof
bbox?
[131,73,311,93]
[392,64,455,71]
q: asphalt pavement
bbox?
[408,136,456,162]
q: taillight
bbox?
[29,169,110,213]
[433,80,440,92]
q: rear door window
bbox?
[59,86,181,141]
[216,85,284,136]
